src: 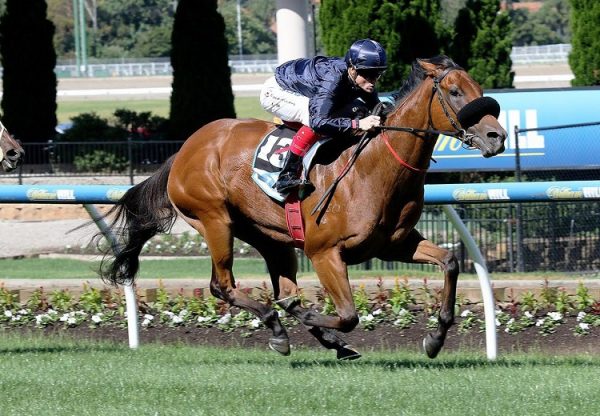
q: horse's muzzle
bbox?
[2,148,24,172]
[467,117,507,158]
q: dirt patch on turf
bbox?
[5,315,600,357]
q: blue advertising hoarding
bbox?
[426,87,600,172]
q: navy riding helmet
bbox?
[344,39,387,70]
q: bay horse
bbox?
[101,56,506,359]
[0,121,24,172]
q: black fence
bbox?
[297,201,600,275]
[13,140,184,184]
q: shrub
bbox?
[74,150,128,173]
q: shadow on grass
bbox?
[288,355,600,370]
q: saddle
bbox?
[251,124,361,203]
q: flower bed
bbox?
[2,280,600,341]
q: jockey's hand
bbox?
[358,115,381,131]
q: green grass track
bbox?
[0,334,599,416]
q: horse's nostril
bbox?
[6,149,24,161]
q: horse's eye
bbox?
[449,87,461,97]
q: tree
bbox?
[450,0,513,88]
[511,0,570,46]
[219,0,276,56]
[568,0,600,86]
[320,0,449,92]
[0,0,57,142]
[169,0,235,141]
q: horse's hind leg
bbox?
[260,244,360,360]
[185,215,290,355]
[382,229,458,359]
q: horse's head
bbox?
[416,57,507,158]
[0,122,24,172]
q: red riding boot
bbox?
[274,125,319,193]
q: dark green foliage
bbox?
[511,0,570,46]
[0,0,57,142]
[169,0,235,141]
[90,0,174,58]
[59,113,127,142]
[568,0,600,86]
[220,0,276,55]
[450,0,514,88]
[320,0,449,92]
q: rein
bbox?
[310,67,477,215]
[375,67,478,166]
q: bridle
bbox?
[310,67,496,215]
[377,67,477,146]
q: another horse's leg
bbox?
[383,230,458,359]
[186,216,290,355]
[259,244,360,360]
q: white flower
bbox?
[250,318,261,328]
[460,310,473,318]
[11,315,21,321]
[143,314,154,321]
[536,319,544,327]
[197,316,211,323]
[577,311,587,321]
[60,314,69,322]
[397,308,409,316]
[4,310,13,318]
[217,313,232,325]
[162,311,174,317]
[67,317,77,325]
[495,319,501,327]
[172,315,183,324]
[18,309,29,315]
[507,318,515,326]
[141,318,152,327]
[91,314,103,323]
[200,242,208,250]
[524,311,534,318]
[578,322,590,330]
[372,309,383,316]
[360,314,374,323]
[547,312,563,321]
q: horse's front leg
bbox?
[381,229,458,359]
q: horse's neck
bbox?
[355,80,436,191]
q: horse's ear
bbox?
[416,59,443,78]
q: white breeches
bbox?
[259,76,310,125]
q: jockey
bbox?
[260,38,387,193]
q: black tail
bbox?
[99,155,177,286]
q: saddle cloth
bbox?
[251,125,331,202]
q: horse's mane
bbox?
[391,55,461,104]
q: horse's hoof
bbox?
[422,334,443,359]
[269,337,291,356]
[337,345,361,361]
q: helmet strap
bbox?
[348,67,360,89]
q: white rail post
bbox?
[84,204,139,349]
[442,205,497,360]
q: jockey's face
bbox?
[349,67,383,93]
